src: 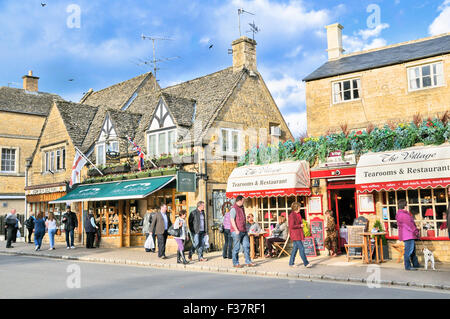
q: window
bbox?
[107,141,119,153]
[408,62,444,91]
[43,148,66,173]
[381,188,449,239]
[96,143,105,165]
[221,128,241,155]
[147,129,176,157]
[332,78,361,103]
[1,148,16,172]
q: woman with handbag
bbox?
[45,212,58,250]
[173,210,189,264]
[288,202,312,268]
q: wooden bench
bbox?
[344,226,366,262]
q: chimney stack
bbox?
[231,36,257,72]
[22,70,39,92]
[325,23,344,60]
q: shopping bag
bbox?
[203,234,210,249]
[16,230,21,238]
[144,235,155,249]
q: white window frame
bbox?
[0,147,18,173]
[147,129,177,158]
[96,142,106,166]
[407,61,445,92]
[220,128,241,156]
[332,78,361,104]
[43,147,66,173]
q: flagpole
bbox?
[126,135,157,168]
[74,146,104,176]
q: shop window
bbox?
[212,190,233,222]
[381,188,449,239]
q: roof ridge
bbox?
[341,32,450,59]
[162,67,233,90]
[88,72,152,96]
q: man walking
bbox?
[5,209,18,248]
[25,212,35,244]
[229,196,256,268]
[62,205,78,249]
[396,199,420,270]
[188,201,208,262]
[149,204,172,259]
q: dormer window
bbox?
[147,99,177,158]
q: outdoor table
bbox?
[360,232,386,264]
[248,232,266,259]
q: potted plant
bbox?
[373,220,389,260]
[112,162,131,174]
[156,154,173,167]
[162,166,177,176]
[150,168,162,176]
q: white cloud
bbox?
[265,75,305,109]
[343,23,390,53]
[357,23,389,40]
[429,0,450,35]
[199,37,211,45]
[285,45,302,58]
[283,112,307,138]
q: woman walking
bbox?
[222,207,233,259]
[288,202,311,268]
[45,212,57,250]
[396,199,420,270]
[173,210,189,264]
[34,212,46,251]
[324,209,338,257]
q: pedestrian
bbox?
[45,212,58,250]
[5,209,18,248]
[34,212,46,251]
[324,209,338,257]
[395,199,420,271]
[143,209,156,252]
[288,202,311,268]
[229,195,256,268]
[25,212,35,244]
[149,203,172,259]
[188,201,208,262]
[222,206,233,259]
[84,209,98,249]
[265,213,288,258]
[62,205,78,249]
[173,210,189,264]
[12,215,20,243]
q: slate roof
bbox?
[0,87,63,116]
[160,92,196,128]
[55,101,98,148]
[162,67,245,144]
[303,33,450,82]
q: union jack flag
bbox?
[127,136,145,171]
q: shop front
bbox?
[51,175,188,248]
[226,161,311,237]
[355,144,450,261]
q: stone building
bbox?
[25,36,293,249]
[300,24,450,262]
[0,71,62,216]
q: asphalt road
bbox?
[1,254,449,299]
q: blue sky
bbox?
[1,0,449,137]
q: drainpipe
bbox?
[24,158,32,240]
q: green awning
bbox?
[50,176,175,203]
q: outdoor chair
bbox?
[344,226,366,262]
[273,233,291,258]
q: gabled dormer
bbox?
[146,98,177,158]
[96,113,119,165]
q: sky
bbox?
[1,0,449,138]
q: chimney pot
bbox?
[325,23,344,60]
[22,70,39,92]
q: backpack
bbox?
[25,217,35,228]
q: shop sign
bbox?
[26,185,66,196]
[319,151,356,168]
[177,171,197,193]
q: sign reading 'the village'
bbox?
[355,145,450,192]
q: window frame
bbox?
[220,128,242,156]
[407,61,445,92]
[332,78,362,104]
[42,147,66,173]
[0,147,17,173]
[96,142,106,166]
[146,128,177,158]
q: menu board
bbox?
[303,237,317,257]
[310,219,324,251]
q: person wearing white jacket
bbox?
[173,210,189,264]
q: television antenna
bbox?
[237,8,254,37]
[140,34,180,88]
[247,21,260,40]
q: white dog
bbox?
[423,247,435,270]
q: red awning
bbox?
[226,161,311,198]
[356,145,450,193]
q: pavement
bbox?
[1,241,450,292]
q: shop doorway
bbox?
[330,189,357,229]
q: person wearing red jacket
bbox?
[288,202,312,268]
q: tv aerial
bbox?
[140,34,180,88]
[237,8,254,37]
[247,21,260,40]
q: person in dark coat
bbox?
[149,204,172,259]
[188,201,208,262]
[25,212,35,243]
[5,209,18,248]
[62,205,78,249]
[34,212,46,251]
[84,210,98,249]
[288,202,311,268]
